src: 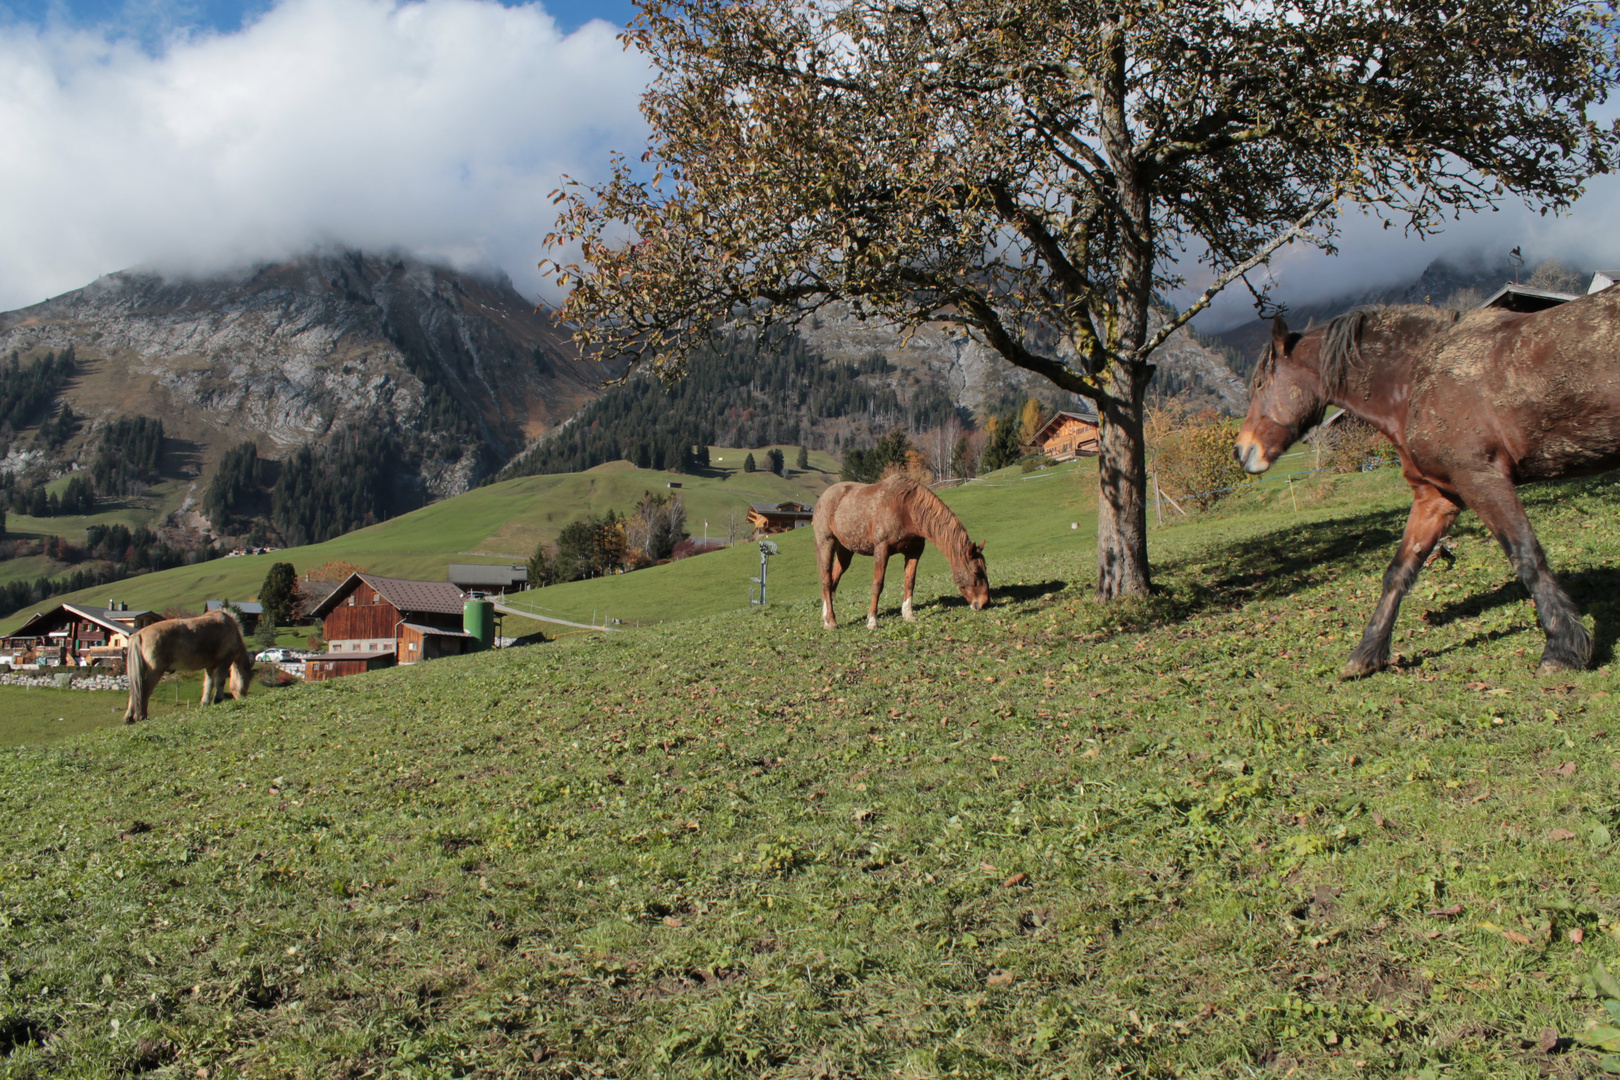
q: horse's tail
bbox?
[124,632,147,723]
[229,629,253,700]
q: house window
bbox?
[369,643,377,651]
[347,595,355,606]
[409,642,417,651]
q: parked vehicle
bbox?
[255,648,289,663]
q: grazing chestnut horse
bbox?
[1234,285,1620,676]
[124,610,253,723]
[815,475,989,628]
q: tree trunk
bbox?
[1095,363,1153,600]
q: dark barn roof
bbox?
[310,573,468,619]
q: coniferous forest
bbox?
[501,331,960,479]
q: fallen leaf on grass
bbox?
[986,969,1014,987]
[1555,762,1578,777]
[1505,930,1534,946]
[990,754,1007,762]
[1539,1027,1560,1054]
[662,916,684,928]
[1002,873,1029,888]
[1371,812,1388,828]
[1548,828,1579,841]
[1569,928,1585,944]
[1426,904,1464,917]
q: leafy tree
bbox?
[258,562,299,628]
[743,452,756,473]
[527,542,560,588]
[796,445,809,471]
[545,0,1620,599]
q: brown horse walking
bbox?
[1234,286,1620,676]
[814,475,990,628]
[124,609,253,723]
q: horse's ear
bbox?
[1270,316,1290,357]
[971,541,986,557]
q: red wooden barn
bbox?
[306,573,479,681]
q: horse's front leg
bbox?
[899,540,924,621]
[1343,483,1462,678]
[200,666,217,707]
[867,543,892,629]
[1455,470,1592,671]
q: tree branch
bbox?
[1136,189,1337,360]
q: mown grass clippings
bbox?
[2,471,1620,1077]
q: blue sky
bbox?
[0,0,640,36]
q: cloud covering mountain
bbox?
[0,0,1613,328]
[0,0,650,311]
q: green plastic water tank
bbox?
[463,599,494,651]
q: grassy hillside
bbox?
[0,447,840,631]
[4,462,1620,1077]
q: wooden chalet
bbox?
[747,501,815,536]
[1,601,159,666]
[306,573,478,681]
[1032,410,1102,460]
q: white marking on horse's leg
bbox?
[866,613,878,630]
[901,598,915,621]
[823,599,832,623]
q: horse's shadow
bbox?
[1417,566,1620,666]
[915,579,1068,614]
[1177,504,1410,610]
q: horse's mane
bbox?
[893,476,973,560]
[1252,305,1463,395]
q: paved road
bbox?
[491,601,618,633]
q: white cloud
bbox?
[1193,168,1620,332]
[0,0,651,310]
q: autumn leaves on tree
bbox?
[545,0,1619,599]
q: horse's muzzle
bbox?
[1233,436,1270,474]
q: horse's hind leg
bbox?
[1458,472,1592,671]
[819,538,851,629]
[200,666,217,707]
[1343,483,1462,678]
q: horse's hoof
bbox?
[866,616,878,630]
[1338,660,1380,681]
[822,619,837,630]
[1537,656,1587,674]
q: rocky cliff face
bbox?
[0,249,611,502]
[795,301,1247,417]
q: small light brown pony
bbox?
[124,609,253,723]
[1235,285,1620,677]
[814,475,989,628]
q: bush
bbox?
[1147,405,1249,511]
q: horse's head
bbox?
[1234,316,1326,474]
[955,541,990,610]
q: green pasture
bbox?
[0,449,839,632]
[5,462,1620,1077]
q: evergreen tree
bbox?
[980,409,1025,473]
[796,445,809,470]
[258,562,299,628]
[743,452,756,473]
[765,448,785,475]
